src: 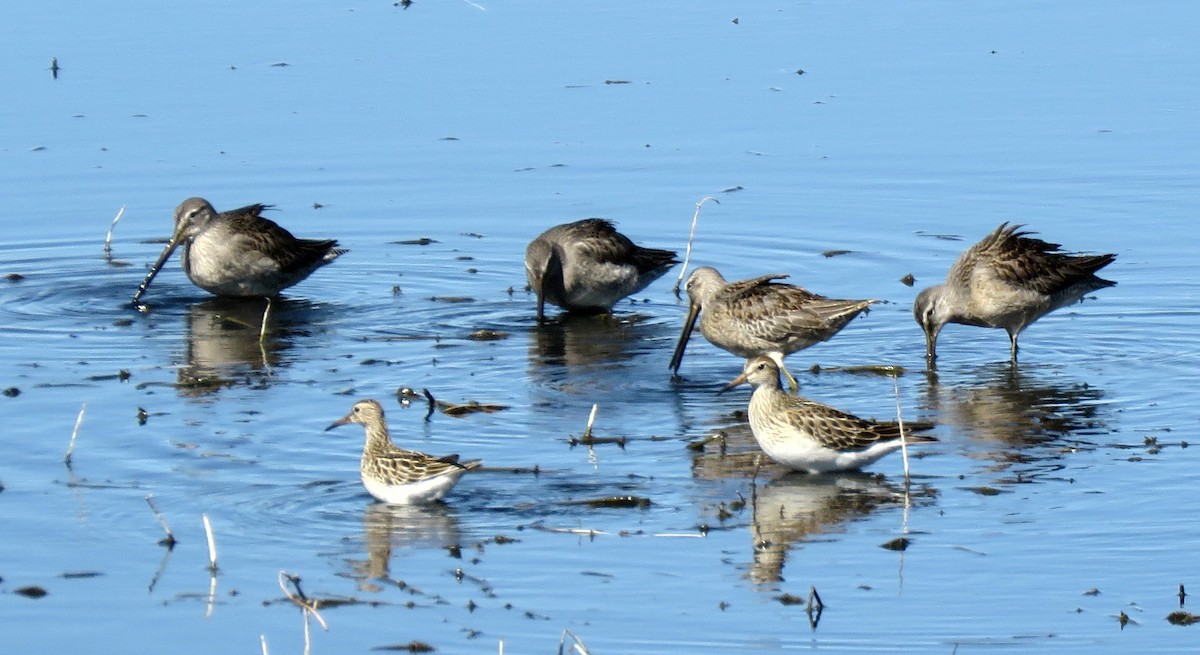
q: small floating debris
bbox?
[900,273,915,287]
[777,593,804,606]
[270,62,290,67]
[880,537,910,551]
[1167,611,1199,626]
[721,185,744,193]
[393,237,438,246]
[3,387,19,397]
[564,495,651,509]
[429,296,474,304]
[50,56,60,79]
[822,249,851,258]
[6,273,25,282]
[604,79,631,85]
[371,642,435,653]
[60,571,103,579]
[15,585,48,599]
[466,329,508,341]
[809,363,907,377]
[398,387,509,419]
[961,486,1007,496]
[440,400,510,417]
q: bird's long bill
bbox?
[923,326,939,364]
[130,235,183,306]
[717,369,750,395]
[668,302,701,372]
[324,415,352,432]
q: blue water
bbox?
[2,1,1199,653]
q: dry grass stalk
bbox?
[144,495,177,548]
[64,402,87,466]
[202,513,218,573]
[278,571,330,639]
[104,205,126,258]
[672,195,719,294]
[893,377,911,481]
[582,404,599,440]
[259,297,272,344]
[556,629,591,655]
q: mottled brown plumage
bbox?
[720,356,937,473]
[132,197,346,304]
[326,399,480,504]
[914,223,1115,362]
[670,266,876,389]
[525,218,678,321]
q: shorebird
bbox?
[720,356,937,474]
[525,218,678,321]
[913,222,1116,363]
[132,197,346,305]
[326,399,481,504]
[670,266,876,390]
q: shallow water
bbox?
[3,1,1200,653]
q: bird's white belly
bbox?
[361,472,460,504]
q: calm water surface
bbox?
[2,1,1199,653]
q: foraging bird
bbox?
[720,356,937,474]
[913,223,1116,363]
[132,197,346,305]
[670,266,876,390]
[326,399,481,504]
[525,218,678,321]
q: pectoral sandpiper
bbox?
[720,356,936,474]
[326,399,480,504]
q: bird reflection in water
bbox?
[176,297,300,397]
[748,473,934,587]
[346,502,465,593]
[689,417,937,587]
[528,312,665,371]
[920,363,1109,481]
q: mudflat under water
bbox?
[2,1,1199,653]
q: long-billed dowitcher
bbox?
[720,356,937,474]
[525,219,678,321]
[326,399,481,504]
[132,197,346,305]
[913,222,1116,363]
[670,266,876,390]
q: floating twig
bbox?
[279,571,330,631]
[64,402,87,467]
[672,196,719,295]
[806,585,824,629]
[202,513,218,573]
[104,206,126,260]
[260,635,269,655]
[422,388,437,421]
[145,495,177,549]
